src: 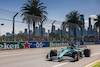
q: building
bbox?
[35,27,39,36]
[6,32,11,37]
[51,25,55,33]
[93,26,98,37]
[19,31,23,34]
[39,25,42,36]
[39,25,46,36]
[87,17,98,37]
[42,28,45,36]
[80,15,87,36]
[24,29,27,34]
[62,22,66,36]
[87,17,93,36]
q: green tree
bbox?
[94,14,100,39]
[21,0,48,38]
[65,11,83,40]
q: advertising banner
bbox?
[0,42,24,50]
[50,42,69,47]
[95,41,100,44]
[84,42,95,45]
[73,41,83,45]
[28,41,49,48]
[0,41,49,50]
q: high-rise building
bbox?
[30,30,32,34]
[48,30,50,34]
[51,25,55,33]
[89,17,91,28]
[19,31,22,34]
[62,22,66,36]
[80,15,84,27]
[6,32,11,37]
[57,29,61,36]
[39,25,42,36]
[35,27,39,36]
[87,17,93,36]
[80,15,87,36]
[39,25,46,36]
[42,28,45,36]
[24,28,27,34]
[93,26,98,37]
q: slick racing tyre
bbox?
[46,54,49,59]
[84,49,91,57]
[50,50,57,57]
[72,51,79,61]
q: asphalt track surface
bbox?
[0,45,100,67]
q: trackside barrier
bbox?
[0,41,49,50]
[50,42,69,47]
[73,41,83,45]
[0,41,99,50]
[84,42,96,45]
[96,41,100,44]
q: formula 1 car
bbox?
[46,45,91,62]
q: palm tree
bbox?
[21,0,48,39]
[94,14,100,40]
[65,11,83,40]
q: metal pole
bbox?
[51,20,56,41]
[61,25,62,42]
[13,12,18,41]
[41,19,45,41]
[0,24,4,37]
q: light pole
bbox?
[0,23,4,36]
[40,19,46,41]
[13,12,19,41]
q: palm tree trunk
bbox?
[74,27,76,41]
[33,22,35,38]
[81,27,83,40]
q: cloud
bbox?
[89,14,97,19]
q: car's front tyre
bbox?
[72,51,79,61]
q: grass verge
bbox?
[93,63,100,67]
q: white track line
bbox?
[52,62,69,67]
[91,53,100,56]
[52,52,100,67]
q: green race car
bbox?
[46,45,91,62]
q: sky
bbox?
[0,0,100,35]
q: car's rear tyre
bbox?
[72,51,79,61]
[84,49,91,57]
